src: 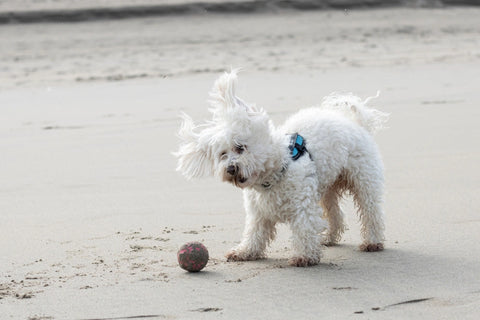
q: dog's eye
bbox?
[220,151,227,159]
[234,145,245,154]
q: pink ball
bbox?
[177,241,209,272]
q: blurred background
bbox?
[1,0,479,90]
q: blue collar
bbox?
[289,133,308,160]
[260,133,310,189]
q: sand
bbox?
[1,6,479,320]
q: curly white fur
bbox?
[174,71,388,267]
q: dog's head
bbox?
[174,71,273,188]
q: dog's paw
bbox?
[359,243,384,252]
[225,249,262,262]
[321,240,337,247]
[288,256,319,267]
[225,250,244,262]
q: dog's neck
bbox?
[252,133,311,191]
[252,134,290,191]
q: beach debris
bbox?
[191,307,222,313]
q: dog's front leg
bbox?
[288,207,328,267]
[226,206,276,262]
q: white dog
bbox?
[174,71,387,267]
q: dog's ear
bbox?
[173,113,214,179]
[209,70,255,117]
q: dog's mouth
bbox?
[234,175,248,187]
[234,171,260,188]
[221,163,259,188]
[223,171,256,189]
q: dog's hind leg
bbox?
[321,185,347,246]
[350,164,385,252]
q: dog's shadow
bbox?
[304,242,475,291]
[245,242,472,285]
[181,243,473,291]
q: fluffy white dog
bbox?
[174,71,388,267]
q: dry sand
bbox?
[1,7,479,320]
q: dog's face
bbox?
[175,71,273,188]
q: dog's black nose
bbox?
[226,165,237,176]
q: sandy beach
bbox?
[1,4,479,319]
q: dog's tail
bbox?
[320,92,389,134]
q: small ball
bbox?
[177,241,209,272]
